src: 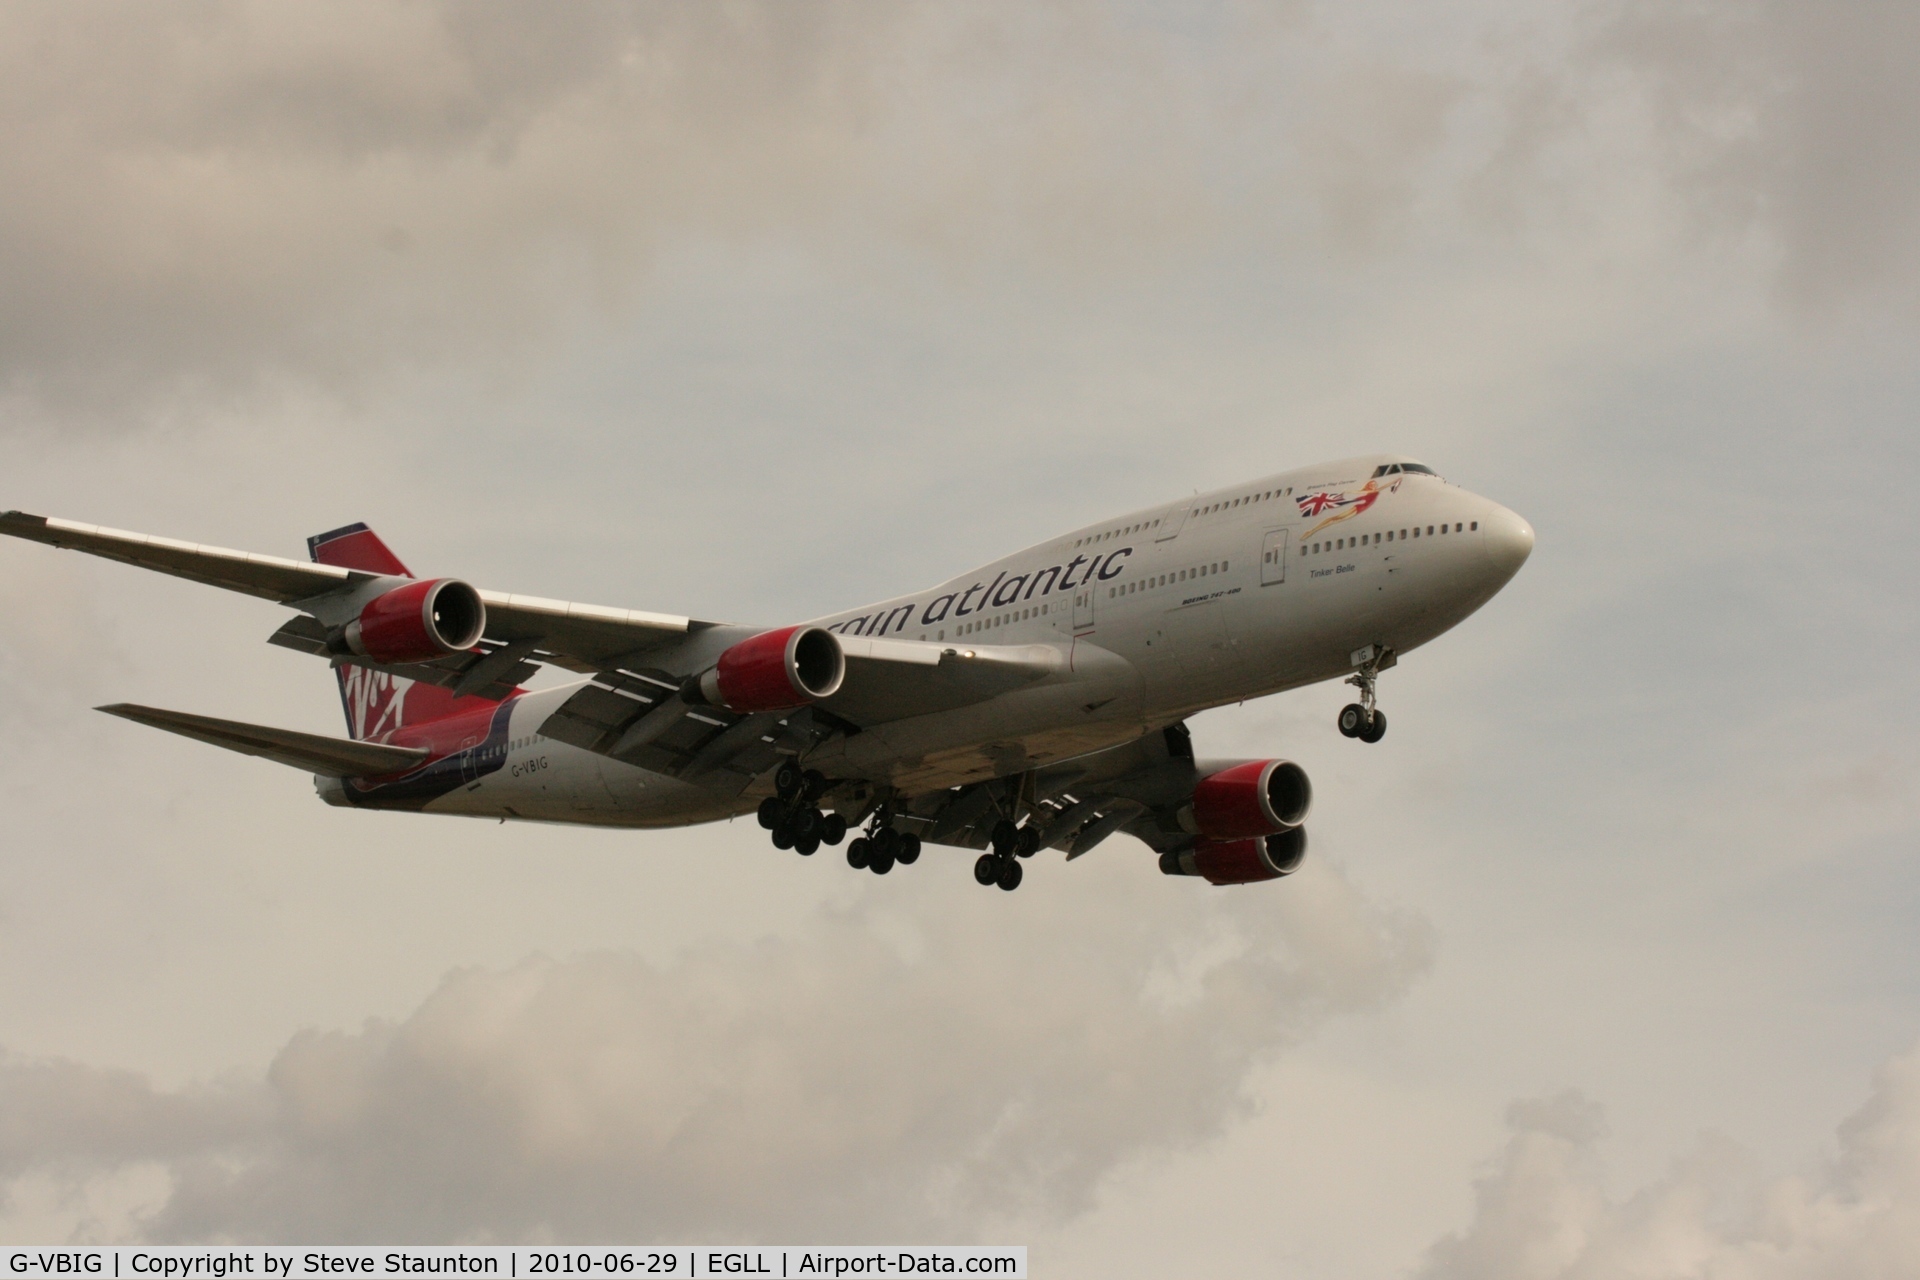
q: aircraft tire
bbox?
[974,853,998,886]
[869,849,895,875]
[757,797,784,830]
[820,813,848,846]
[896,834,922,865]
[990,819,1018,856]
[801,769,828,801]
[1015,825,1040,858]
[995,857,1023,891]
[1359,711,1388,744]
[774,761,802,800]
[875,827,902,859]
[771,825,796,851]
[795,834,820,856]
[846,837,871,869]
[1338,704,1366,737]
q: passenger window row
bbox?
[1302,521,1476,555]
[1191,487,1294,520]
[1109,561,1228,598]
[1075,519,1160,549]
[951,603,1051,637]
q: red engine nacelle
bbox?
[1188,758,1312,839]
[340,578,487,665]
[697,625,846,713]
[1160,829,1307,885]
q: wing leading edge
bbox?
[0,509,711,674]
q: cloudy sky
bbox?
[2,0,1917,1273]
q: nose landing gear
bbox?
[1338,645,1394,744]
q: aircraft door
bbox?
[1155,500,1194,542]
[458,734,483,785]
[1261,528,1291,586]
[1072,582,1096,632]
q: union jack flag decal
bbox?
[1296,478,1400,536]
[1296,490,1356,517]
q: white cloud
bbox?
[1420,1045,1920,1279]
[0,860,1429,1243]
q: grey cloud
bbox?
[0,863,1428,1243]
[1295,63,1466,254]
[1419,1045,1920,1279]
[0,2,899,417]
[1570,0,1920,313]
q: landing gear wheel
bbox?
[820,813,848,846]
[771,825,796,851]
[990,819,1018,857]
[995,857,1023,891]
[801,769,828,801]
[1341,645,1396,744]
[869,849,895,875]
[974,853,998,886]
[757,796,784,828]
[895,834,922,866]
[794,834,820,856]
[846,837,871,870]
[1015,825,1040,858]
[774,761,802,800]
[874,828,902,860]
[790,807,822,843]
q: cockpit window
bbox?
[1400,462,1437,476]
[1371,464,1400,478]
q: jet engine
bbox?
[1187,758,1312,839]
[336,578,486,664]
[696,625,846,713]
[1160,828,1307,885]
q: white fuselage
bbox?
[372,455,1532,828]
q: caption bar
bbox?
[4,1251,1024,1280]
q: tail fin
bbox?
[307,523,505,742]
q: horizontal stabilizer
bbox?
[96,703,429,777]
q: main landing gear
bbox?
[757,764,847,857]
[972,817,1040,892]
[844,805,921,877]
[1338,645,1394,744]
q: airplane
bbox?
[0,455,1531,893]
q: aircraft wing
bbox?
[826,637,1064,723]
[0,511,359,601]
[0,510,707,674]
[532,638,1066,794]
[96,703,429,777]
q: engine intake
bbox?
[1160,829,1307,886]
[698,626,845,713]
[1188,759,1311,838]
[340,578,487,665]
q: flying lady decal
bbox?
[1296,477,1399,538]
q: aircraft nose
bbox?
[1480,503,1534,583]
